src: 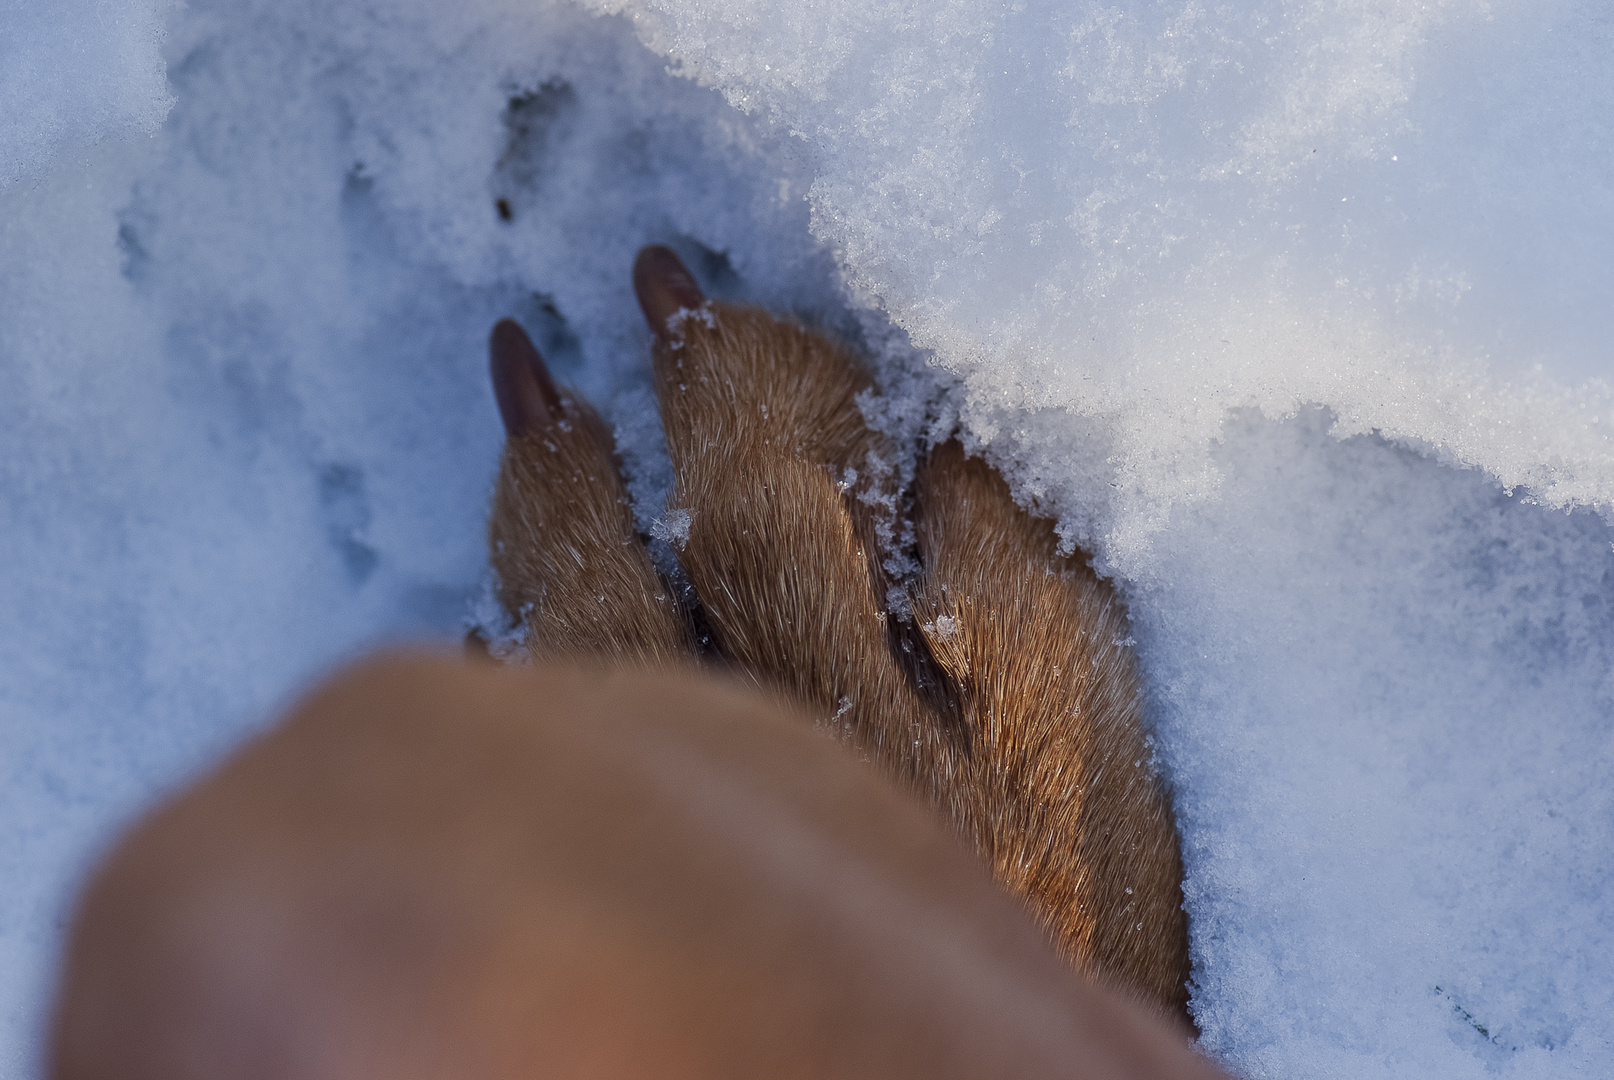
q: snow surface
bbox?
[1,0,176,184]
[2,0,1612,1077]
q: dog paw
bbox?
[486,247,1189,1020]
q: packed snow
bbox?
[2,0,1611,1077]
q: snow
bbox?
[1,0,176,185]
[2,0,1611,1077]
[651,507,694,550]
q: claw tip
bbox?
[490,319,563,438]
[633,246,707,337]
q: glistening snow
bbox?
[1,0,1611,1077]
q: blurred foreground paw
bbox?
[50,655,1226,1080]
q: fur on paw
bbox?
[485,247,1190,1022]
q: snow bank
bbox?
[1,0,1611,1077]
[595,0,1614,563]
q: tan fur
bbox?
[912,442,1189,1015]
[494,300,1191,1020]
[51,656,1227,1080]
[490,390,687,665]
[652,304,955,789]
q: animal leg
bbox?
[487,318,689,666]
[910,441,1191,1022]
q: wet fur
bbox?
[491,302,1191,1019]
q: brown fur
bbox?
[493,299,1191,1020]
[913,443,1189,1014]
[50,655,1226,1080]
[652,305,953,786]
[490,390,687,665]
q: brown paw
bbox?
[486,249,1189,1021]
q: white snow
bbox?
[651,507,694,550]
[1,0,176,185]
[2,0,1612,1077]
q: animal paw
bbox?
[486,247,1190,1021]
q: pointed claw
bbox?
[633,245,706,339]
[490,318,563,438]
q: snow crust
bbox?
[2,0,1612,1077]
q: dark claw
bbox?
[633,245,707,338]
[490,318,563,438]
